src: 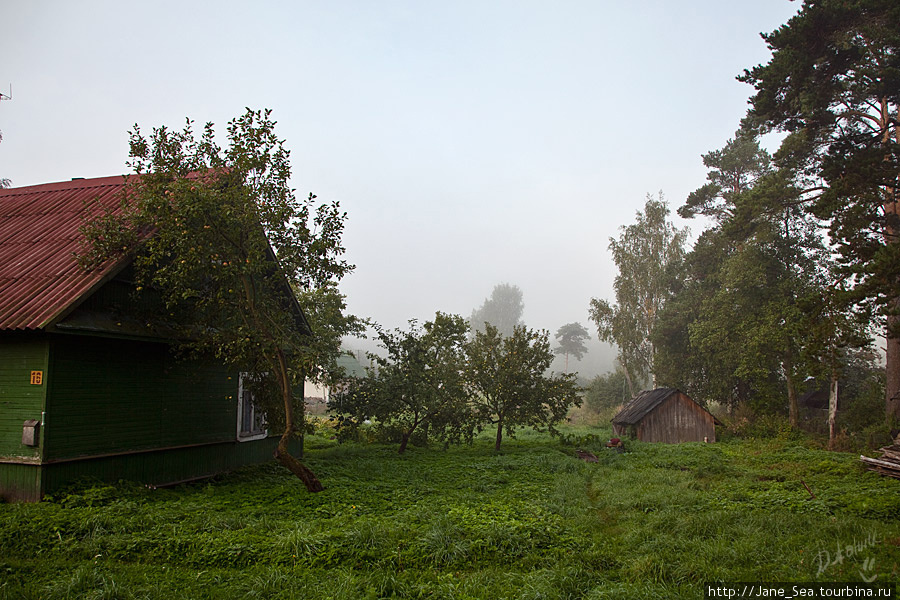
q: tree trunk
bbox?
[494,414,503,451]
[883,114,900,422]
[887,323,900,422]
[784,349,799,428]
[399,431,411,454]
[273,349,323,493]
[622,365,635,399]
[275,438,323,492]
[828,371,839,450]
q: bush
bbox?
[584,371,629,414]
[837,373,885,434]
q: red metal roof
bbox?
[0,175,133,330]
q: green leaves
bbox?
[334,313,473,453]
[78,109,357,488]
[466,324,581,449]
[334,318,580,452]
[589,193,687,391]
[741,0,900,330]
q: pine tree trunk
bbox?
[883,107,900,423]
[273,349,323,493]
[887,323,900,422]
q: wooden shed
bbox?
[0,176,310,501]
[611,388,716,443]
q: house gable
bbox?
[0,176,135,331]
[0,176,312,501]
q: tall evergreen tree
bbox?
[553,322,590,373]
[659,132,876,426]
[740,0,900,419]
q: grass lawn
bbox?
[1,426,898,599]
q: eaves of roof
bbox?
[611,387,680,425]
[0,175,133,330]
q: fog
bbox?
[1,1,800,379]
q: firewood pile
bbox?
[860,445,900,479]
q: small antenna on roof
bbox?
[0,85,11,102]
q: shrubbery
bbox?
[330,316,580,453]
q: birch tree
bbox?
[589,193,687,396]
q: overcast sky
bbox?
[1,1,800,376]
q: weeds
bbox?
[0,429,898,599]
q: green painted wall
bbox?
[0,334,47,502]
[1,270,294,501]
[40,438,281,495]
[0,334,47,460]
[44,335,238,461]
[0,463,42,502]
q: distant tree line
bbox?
[589,0,898,447]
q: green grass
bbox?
[1,427,898,599]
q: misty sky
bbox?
[0,1,800,376]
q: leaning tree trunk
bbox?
[273,349,323,492]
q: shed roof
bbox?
[611,387,681,425]
[0,176,132,330]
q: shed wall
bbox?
[636,393,716,443]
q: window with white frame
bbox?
[237,372,268,441]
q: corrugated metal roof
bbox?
[611,387,680,425]
[0,175,132,330]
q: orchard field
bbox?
[1,426,898,600]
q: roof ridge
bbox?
[0,175,130,196]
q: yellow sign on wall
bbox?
[30,371,43,385]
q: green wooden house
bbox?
[0,176,311,501]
